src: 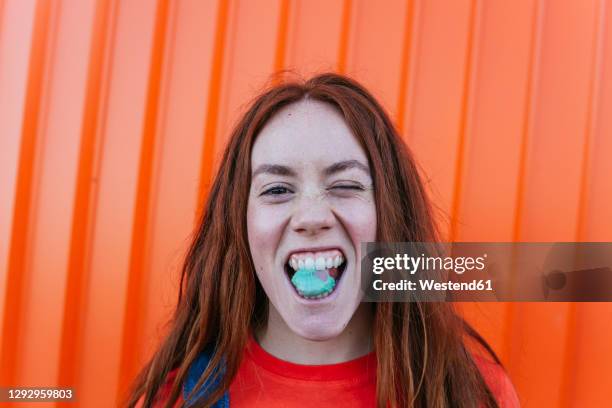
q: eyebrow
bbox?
[323,159,370,177]
[252,164,297,179]
[252,160,370,179]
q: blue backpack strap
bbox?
[183,348,230,407]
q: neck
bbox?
[254,303,374,365]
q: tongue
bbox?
[291,267,336,297]
[315,270,329,281]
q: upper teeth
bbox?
[288,252,345,271]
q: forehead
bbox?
[251,99,368,166]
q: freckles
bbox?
[332,202,377,241]
[334,203,376,224]
[248,204,289,273]
[249,207,284,234]
[354,194,375,204]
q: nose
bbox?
[290,194,335,236]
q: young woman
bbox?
[127,73,519,407]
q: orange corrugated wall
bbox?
[1,0,611,406]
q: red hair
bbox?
[126,73,502,407]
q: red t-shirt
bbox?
[140,337,519,407]
[230,337,377,407]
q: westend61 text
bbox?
[372,279,493,292]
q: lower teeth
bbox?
[301,289,332,300]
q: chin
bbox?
[283,309,354,341]
[290,324,345,341]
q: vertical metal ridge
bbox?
[511,0,544,245]
[504,0,545,371]
[574,0,606,244]
[559,1,607,406]
[336,0,352,74]
[116,0,172,403]
[0,0,5,41]
[448,0,482,243]
[196,0,230,220]
[57,0,118,395]
[560,301,581,407]
[0,0,54,386]
[396,0,416,136]
[273,0,290,76]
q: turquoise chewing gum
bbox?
[291,267,336,297]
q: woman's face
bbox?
[247,99,377,340]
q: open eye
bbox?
[260,185,293,196]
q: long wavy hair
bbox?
[126,73,502,408]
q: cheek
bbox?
[247,201,288,268]
[332,198,377,243]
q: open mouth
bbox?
[284,249,348,300]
